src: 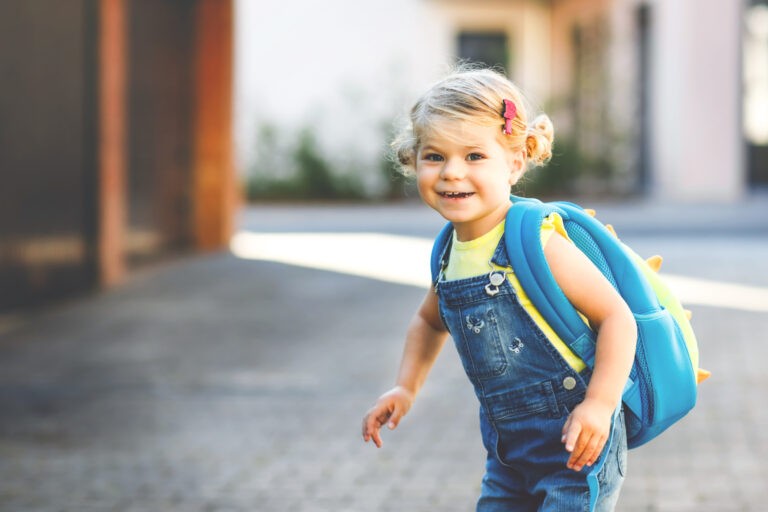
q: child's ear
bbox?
[508,150,526,185]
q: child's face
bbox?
[415,119,524,241]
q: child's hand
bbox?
[361,386,415,448]
[561,398,614,471]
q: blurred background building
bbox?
[2,0,766,313]
[237,0,763,201]
[0,0,237,313]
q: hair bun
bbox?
[525,114,554,167]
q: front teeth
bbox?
[443,192,471,198]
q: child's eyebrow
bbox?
[419,140,489,153]
[423,141,485,149]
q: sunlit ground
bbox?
[230,231,768,313]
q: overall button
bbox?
[562,376,577,390]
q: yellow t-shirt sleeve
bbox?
[540,212,571,247]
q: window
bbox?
[457,31,509,72]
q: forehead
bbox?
[419,118,502,148]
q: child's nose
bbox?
[439,158,465,180]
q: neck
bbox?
[453,202,511,242]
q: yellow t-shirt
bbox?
[443,214,587,372]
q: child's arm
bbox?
[362,289,449,448]
[544,232,637,472]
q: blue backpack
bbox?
[430,195,709,449]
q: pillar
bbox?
[192,0,238,250]
[98,0,127,285]
[651,0,745,201]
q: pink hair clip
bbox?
[502,99,517,135]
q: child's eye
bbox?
[423,153,444,162]
[467,153,485,161]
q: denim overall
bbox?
[435,236,627,511]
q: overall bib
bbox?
[435,236,626,512]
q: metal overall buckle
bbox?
[485,270,507,296]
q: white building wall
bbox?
[648,0,745,201]
[234,0,454,193]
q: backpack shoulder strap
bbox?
[550,201,659,315]
[505,196,597,366]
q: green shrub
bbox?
[245,125,366,201]
[515,137,614,198]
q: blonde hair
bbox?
[392,67,553,175]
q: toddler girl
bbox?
[361,68,637,511]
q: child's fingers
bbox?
[370,426,384,448]
[566,432,592,470]
[561,416,581,453]
[362,408,390,448]
[567,433,606,471]
[362,417,385,448]
[562,418,598,471]
[561,415,572,443]
[583,435,606,466]
[362,422,383,447]
[386,402,406,430]
[361,418,375,443]
[362,389,414,448]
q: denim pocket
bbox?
[491,402,568,472]
[486,380,561,422]
[453,303,508,379]
[597,409,628,489]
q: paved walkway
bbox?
[1,199,767,511]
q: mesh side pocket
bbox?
[564,220,619,289]
[633,339,654,423]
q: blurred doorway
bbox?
[636,4,652,193]
[745,1,768,189]
[457,31,510,73]
[127,0,196,266]
[0,1,100,311]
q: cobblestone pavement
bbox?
[1,200,767,512]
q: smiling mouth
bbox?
[439,191,474,199]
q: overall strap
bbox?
[430,222,454,287]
